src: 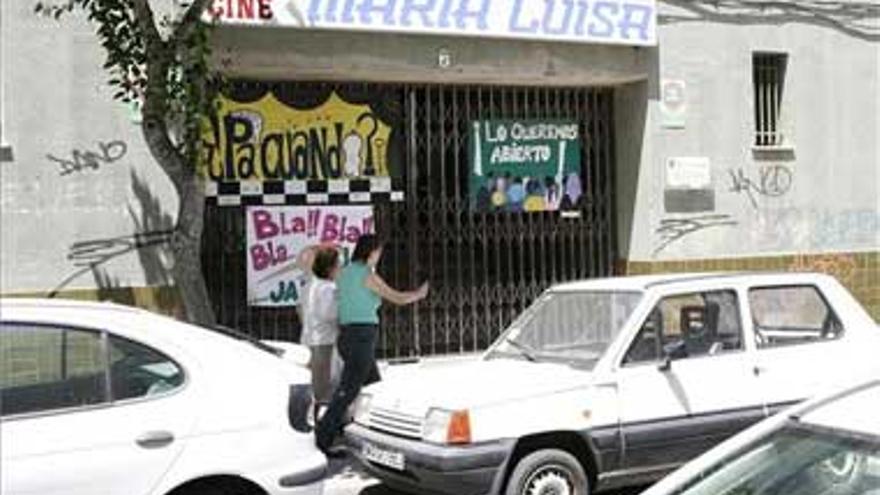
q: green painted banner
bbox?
[470,120,583,212]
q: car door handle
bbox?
[753,366,766,376]
[136,431,174,449]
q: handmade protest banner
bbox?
[245,205,374,306]
[470,119,583,212]
[202,92,393,182]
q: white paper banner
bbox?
[246,205,374,306]
[207,0,657,46]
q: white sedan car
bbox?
[0,298,326,495]
[642,378,880,495]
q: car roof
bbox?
[549,271,833,292]
[1,297,146,314]
[0,297,216,347]
[794,380,880,437]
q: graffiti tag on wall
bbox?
[47,140,128,176]
[728,164,793,210]
[653,214,738,256]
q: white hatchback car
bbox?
[642,378,880,495]
[344,272,880,495]
[0,298,326,495]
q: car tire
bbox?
[505,449,589,495]
[177,478,266,495]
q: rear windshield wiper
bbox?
[505,337,537,362]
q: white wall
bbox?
[0,2,178,295]
[616,1,880,261]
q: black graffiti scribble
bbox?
[47,140,128,176]
[728,165,793,209]
[48,230,174,297]
[654,214,739,255]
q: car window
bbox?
[487,291,642,370]
[749,285,843,348]
[0,323,107,416]
[623,290,743,365]
[109,336,184,401]
[667,422,880,495]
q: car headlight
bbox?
[423,408,471,445]
[352,393,372,425]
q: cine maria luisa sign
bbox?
[206,0,657,46]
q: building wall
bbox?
[0,2,180,313]
[211,27,652,86]
[1,1,877,321]
[614,1,879,319]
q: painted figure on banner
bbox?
[471,119,583,213]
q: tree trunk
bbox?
[140,111,216,325]
[170,175,216,324]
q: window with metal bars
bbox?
[753,53,788,148]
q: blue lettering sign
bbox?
[358,0,397,24]
[437,0,455,28]
[542,0,575,35]
[401,0,437,27]
[573,0,590,35]
[453,0,489,29]
[509,0,539,33]
[341,0,357,22]
[308,0,323,23]
[618,3,652,40]
[287,0,656,47]
[587,1,618,38]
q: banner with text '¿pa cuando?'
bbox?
[246,205,374,306]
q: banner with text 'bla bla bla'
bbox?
[246,205,374,306]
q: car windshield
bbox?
[668,422,880,495]
[486,290,642,370]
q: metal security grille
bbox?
[202,82,617,359]
[753,53,788,147]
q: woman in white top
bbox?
[300,246,342,419]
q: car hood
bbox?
[366,358,590,416]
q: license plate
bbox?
[362,442,406,471]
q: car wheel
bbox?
[505,449,589,495]
[175,477,266,495]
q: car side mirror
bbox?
[659,340,687,372]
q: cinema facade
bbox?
[194,0,879,358]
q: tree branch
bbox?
[172,0,215,46]
[129,0,164,47]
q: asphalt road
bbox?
[324,457,647,495]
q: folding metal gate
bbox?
[203,82,617,359]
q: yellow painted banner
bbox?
[201,92,392,181]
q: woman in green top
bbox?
[315,234,428,454]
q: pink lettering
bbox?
[345,225,361,243]
[250,244,271,271]
[321,214,340,242]
[253,210,279,240]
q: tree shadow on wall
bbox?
[50,171,180,315]
[659,0,880,41]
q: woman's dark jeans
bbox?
[315,324,380,451]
